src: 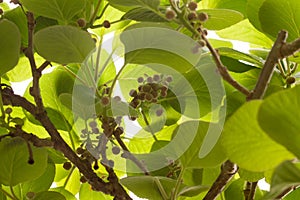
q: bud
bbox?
[188,2,198,11]
[165,9,176,20]
[103,20,111,28]
[77,18,86,27]
[198,12,209,22]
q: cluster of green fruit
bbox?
[129,74,173,113]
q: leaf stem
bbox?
[0,79,6,119]
[154,177,169,200]
[9,186,19,200]
[90,19,124,29]
[171,167,184,200]
[89,0,104,26]
[63,166,76,188]
[0,187,16,200]
[140,109,158,141]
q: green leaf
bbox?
[218,47,264,68]
[198,0,248,17]
[284,187,300,200]
[120,26,202,73]
[0,19,21,76]
[0,138,48,186]
[21,161,55,195]
[178,185,209,197]
[221,100,294,172]
[225,69,283,116]
[79,183,112,200]
[264,161,300,199]
[34,25,95,64]
[122,7,166,22]
[179,121,227,168]
[4,7,28,46]
[56,168,81,195]
[259,0,300,41]
[0,186,7,200]
[33,191,66,200]
[246,0,266,31]
[224,179,244,200]
[50,187,77,200]
[120,176,184,199]
[198,9,244,30]
[5,54,44,82]
[258,85,300,159]
[20,0,84,23]
[109,0,160,11]
[238,168,264,182]
[217,19,274,48]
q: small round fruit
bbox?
[77,18,86,27]
[5,107,12,114]
[188,12,197,21]
[89,121,97,128]
[147,77,153,83]
[108,160,115,167]
[198,12,209,22]
[76,147,85,155]
[137,77,144,83]
[153,74,160,82]
[286,76,296,84]
[63,162,72,170]
[198,39,206,47]
[80,176,87,183]
[188,2,198,11]
[93,162,99,170]
[165,9,176,20]
[114,127,124,136]
[165,75,173,83]
[28,159,34,165]
[101,96,110,106]
[92,127,99,134]
[112,146,121,155]
[26,192,36,199]
[103,20,111,28]
[129,89,137,97]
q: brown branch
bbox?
[275,186,296,199]
[248,31,288,100]
[201,34,251,96]
[3,11,132,200]
[203,160,238,200]
[24,12,44,113]
[114,133,150,175]
[12,128,53,147]
[245,181,258,200]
